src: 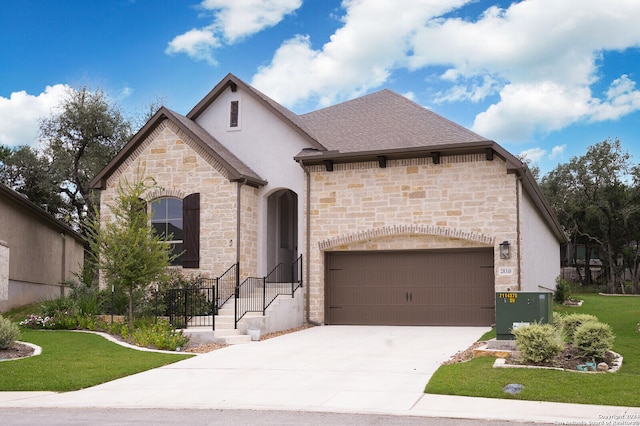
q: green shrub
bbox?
[555,313,600,343]
[554,278,571,304]
[128,320,189,351]
[0,315,21,349]
[573,321,615,360]
[512,322,564,364]
[39,296,75,317]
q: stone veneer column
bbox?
[0,240,9,301]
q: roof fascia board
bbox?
[295,141,501,164]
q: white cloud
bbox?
[519,144,566,166]
[201,0,301,42]
[590,75,640,121]
[0,85,70,148]
[411,0,640,141]
[472,81,593,140]
[549,144,566,160]
[165,29,220,65]
[251,0,640,140]
[166,0,301,63]
[252,0,470,109]
[519,147,547,163]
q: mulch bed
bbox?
[0,342,35,360]
[507,345,616,370]
[443,340,616,372]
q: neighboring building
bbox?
[0,183,85,312]
[91,73,565,328]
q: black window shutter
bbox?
[182,193,200,268]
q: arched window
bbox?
[151,197,183,266]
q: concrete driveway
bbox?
[0,326,485,413]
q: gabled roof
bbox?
[0,183,85,243]
[187,73,326,151]
[90,107,266,190]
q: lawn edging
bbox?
[492,350,623,373]
[71,330,199,355]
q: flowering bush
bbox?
[19,314,55,329]
[19,310,82,330]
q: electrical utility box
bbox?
[495,292,553,340]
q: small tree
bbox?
[86,174,174,324]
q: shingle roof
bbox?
[297,89,490,153]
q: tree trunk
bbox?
[584,242,592,286]
[572,236,583,283]
[606,242,616,294]
[128,288,134,325]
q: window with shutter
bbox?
[151,197,184,266]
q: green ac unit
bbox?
[495,292,553,340]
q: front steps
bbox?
[181,289,304,346]
[182,300,264,346]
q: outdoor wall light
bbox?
[499,240,511,259]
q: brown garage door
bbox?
[325,249,495,326]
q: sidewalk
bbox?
[1,326,638,424]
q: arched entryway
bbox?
[267,189,298,280]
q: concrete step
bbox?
[182,327,253,345]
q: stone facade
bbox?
[306,154,520,322]
[91,74,563,329]
[100,119,260,282]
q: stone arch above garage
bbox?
[318,224,495,250]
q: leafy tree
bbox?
[541,139,637,293]
[86,173,174,324]
[40,87,132,227]
[0,145,66,215]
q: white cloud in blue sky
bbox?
[166,0,302,64]
[1,0,640,174]
[0,85,69,147]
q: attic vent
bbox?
[230,101,239,128]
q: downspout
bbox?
[516,174,522,291]
[301,162,321,326]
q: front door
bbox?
[267,189,298,281]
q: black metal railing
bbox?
[235,254,303,327]
[167,286,216,329]
[163,256,303,331]
[215,262,239,310]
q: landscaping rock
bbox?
[597,362,609,372]
[503,383,524,394]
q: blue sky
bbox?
[1,0,640,175]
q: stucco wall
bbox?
[0,197,84,312]
[195,86,310,275]
[521,190,561,292]
[100,120,255,284]
[305,154,520,323]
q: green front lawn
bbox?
[425,293,640,406]
[0,329,192,392]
